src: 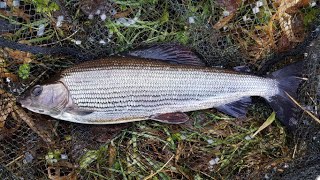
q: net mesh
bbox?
[0,0,319,179]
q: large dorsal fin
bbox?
[125,44,206,66]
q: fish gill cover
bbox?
[0,0,319,179]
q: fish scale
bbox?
[61,57,278,116]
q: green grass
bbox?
[74,110,288,179]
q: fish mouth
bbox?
[16,96,31,108]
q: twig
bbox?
[14,106,55,144]
[292,144,297,159]
[38,29,79,47]
[285,92,320,124]
[5,155,24,167]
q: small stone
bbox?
[99,40,106,45]
[243,15,250,22]
[56,15,64,27]
[310,1,316,7]
[223,10,230,17]
[209,157,220,165]
[88,14,94,20]
[111,9,117,16]
[24,152,34,163]
[188,16,195,24]
[245,135,253,140]
[75,40,82,45]
[13,0,20,7]
[256,1,263,7]
[100,13,107,21]
[277,168,284,172]
[116,18,127,25]
[0,2,7,8]
[61,154,68,160]
[127,18,136,25]
[95,9,101,15]
[37,24,45,36]
[180,135,186,140]
[207,139,213,144]
[252,6,260,14]
[108,31,113,38]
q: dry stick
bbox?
[285,92,320,124]
[5,155,24,167]
[14,106,54,144]
[38,29,79,47]
[143,155,174,180]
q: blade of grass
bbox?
[143,155,174,180]
[252,112,276,138]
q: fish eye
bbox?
[31,85,43,97]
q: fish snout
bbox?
[17,95,31,107]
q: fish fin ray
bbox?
[216,97,251,118]
[150,112,189,124]
[266,61,304,129]
[125,44,205,66]
[233,65,251,73]
[267,92,298,129]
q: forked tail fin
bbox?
[266,61,304,129]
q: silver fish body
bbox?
[19,43,302,128]
[50,57,279,124]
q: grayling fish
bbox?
[18,44,302,128]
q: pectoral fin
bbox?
[65,107,93,116]
[150,112,189,124]
[216,97,251,118]
[233,65,251,73]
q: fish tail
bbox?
[266,61,304,129]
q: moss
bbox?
[18,63,30,80]
[31,0,60,13]
[303,7,320,27]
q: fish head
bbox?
[18,82,70,116]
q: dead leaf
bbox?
[15,107,55,144]
[273,0,309,43]
[0,8,31,22]
[114,8,133,18]
[213,0,241,30]
[0,72,18,82]
[175,142,184,163]
[48,162,77,180]
[216,0,241,13]
[108,144,117,167]
[213,14,235,30]
[6,48,33,63]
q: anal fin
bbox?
[216,97,251,118]
[150,112,189,124]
